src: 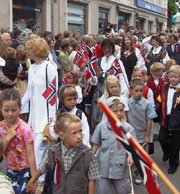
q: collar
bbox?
[61,141,77,158]
[129,96,144,105]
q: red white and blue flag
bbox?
[73,47,85,68]
[88,50,97,77]
[42,77,56,106]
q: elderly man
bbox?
[0,33,12,46]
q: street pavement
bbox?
[134,141,180,194]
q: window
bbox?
[99,8,108,34]
[68,3,86,36]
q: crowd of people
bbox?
[0,18,180,194]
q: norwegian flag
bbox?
[112,59,122,77]
[80,41,89,60]
[62,74,68,85]
[88,52,97,77]
[162,48,167,58]
[116,131,161,194]
[98,100,165,194]
[73,47,85,68]
[42,77,56,106]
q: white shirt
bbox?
[49,106,90,148]
[167,83,180,115]
[21,61,58,133]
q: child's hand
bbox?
[5,127,17,142]
[143,136,149,145]
[26,179,37,193]
[127,155,133,166]
[176,96,180,104]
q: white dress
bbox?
[21,60,58,181]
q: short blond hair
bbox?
[55,112,80,133]
[168,65,180,76]
[132,67,148,82]
[104,75,120,98]
[150,62,165,74]
[25,37,49,58]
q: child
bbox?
[147,62,165,103]
[100,75,129,121]
[163,59,176,83]
[0,88,36,194]
[157,65,180,174]
[91,96,134,194]
[27,112,99,194]
[66,70,83,105]
[127,79,157,184]
[15,45,30,96]
[44,84,90,147]
[0,136,15,194]
[0,47,20,90]
[132,67,154,105]
[147,62,165,139]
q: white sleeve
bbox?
[118,60,129,98]
[135,48,146,70]
[47,63,59,119]
[81,112,91,148]
[49,118,59,140]
[142,36,152,53]
[147,88,155,107]
[162,51,170,65]
[75,86,83,104]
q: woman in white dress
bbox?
[21,37,58,186]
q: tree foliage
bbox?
[168,0,178,28]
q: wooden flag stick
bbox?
[128,165,135,194]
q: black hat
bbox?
[26,18,37,28]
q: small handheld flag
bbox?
[42,77,56,106]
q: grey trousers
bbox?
[96,177,131,194]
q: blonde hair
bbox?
[4,47,16,59]
[55,112,80,133]
[67,71,79,85]
[168,65,180,76]
[150,62,165,74]
[165,59,176,72]
[25,37,49,58]
[132,67,148,82]
[104,75,120,98]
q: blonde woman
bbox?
[21,37,58,192]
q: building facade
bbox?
[0,0,168,35]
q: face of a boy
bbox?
[110,103,124,120]
[63,95,77,110]
[168,72,180,86]
[60,122,82,148]
[131,85,144,100]
[107,81,120,96]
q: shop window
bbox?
[13,0,41,31]
[68,4,86,36]
[99,8,108,34]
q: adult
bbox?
[90,38,128,131]
[119,35,146,82]
[143,35,170,75]
[20,18,37,44]
[21,37,58,189]
[11,29,21,49]
[0,33,12,46]
[166,34,180,65]
[58,38,71,84]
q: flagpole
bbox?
[128,134,180,194]
[98,100,180,194]
[128,165,135,194]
